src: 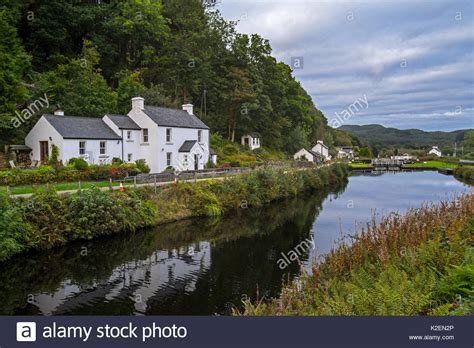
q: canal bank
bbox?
[0,164,349,262]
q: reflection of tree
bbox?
[0,181,348,315]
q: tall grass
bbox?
[238,193,474,316]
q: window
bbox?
[127,130,132,140]
[198,130,202,143]
[166,152,172,166]
[142,128,148,143]
[100,141,106,155]
[184,154,188,163]
[128,153,133,162]
[79,141,86,155]
[166,128,172,142]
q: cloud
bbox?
[218,0,474,130]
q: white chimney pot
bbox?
[182,104,193,115]
[54,110,64,116]
[132,97,144,110]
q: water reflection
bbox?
[0,171,469,315]
[0,186,344,315]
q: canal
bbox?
[0,171,470,315]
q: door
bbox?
[194,154,199,170]
[40,141,49,163]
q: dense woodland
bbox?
[0,0,356,153]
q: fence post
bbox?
[134,176,137,189]
[154,175,157,193]
[109,178,113,191]
[194,171,197,183]
[78,181,81,193]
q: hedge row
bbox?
[0,163,140,186]
[0,164,349,262]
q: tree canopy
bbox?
[1,0,356,151]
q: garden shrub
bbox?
[135,159,151,173]
[66,188,126,239]
[22,187,70,248]
[69,157,88,170]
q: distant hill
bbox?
[339,124,471,148]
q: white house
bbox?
[293,148,321,163]
[311,140,330,160]
[428,146,442,157]
[336,146,354,159]
[25,97,213,173]
[390,153,415,162]
[241,134,261,150]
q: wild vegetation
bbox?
[0,0,357,154]
[238,194,474,316]
[0,164,349,262]
[453,167,474,184]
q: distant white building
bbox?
[293,148,321,163]
[311,140,330,160]
[25,97,214,173]
[336,146,354,159]
[241,134,261,150]
[390,153,415,162]
[428,146,442,157]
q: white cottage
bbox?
[311,140,330,160]
[241,134,261,150]
[428,146,442,157]
[25,97,213,173]
[293,148,321,163]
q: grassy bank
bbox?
[453,167,474,185]
[404,160,462,169]
[0,164,349,262]
[238,194,474,316]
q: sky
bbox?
[217,0,474,131]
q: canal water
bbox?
[0,171,470,315]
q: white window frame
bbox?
[198,130,202,143]
[166,128,172,143]
[166,152,172,166]
[142,128,149,143]
[100,141,106,155]
[79,141,86,155]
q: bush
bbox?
[112,157,123,165]
[0,192,32,261]
[222,143,240,156]
[135,159,150,173]
[69,157,88,170]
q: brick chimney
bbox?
[182,104,193,115]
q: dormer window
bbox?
[166,128,172,143]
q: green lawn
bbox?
[0,180,134,195]
[404,161,459,169]
[349,162,373,168]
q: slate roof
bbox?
[44,114,122,140]
[143,106,209,129]
[308,150,322,158]
[178,140,199,153]
[106,114,141,130]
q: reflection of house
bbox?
[336,146,354,158]
[311,140,330,160]
[25,97,214,172]
[241,134,261,150]
[428,146,442,157]
[293,148,321,163]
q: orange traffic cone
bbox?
[119,181,125,192]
